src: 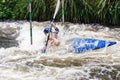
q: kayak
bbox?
[69,38,117,53]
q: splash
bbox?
[0,21,120,80]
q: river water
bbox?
[0,21,120,80]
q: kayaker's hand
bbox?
[51,22,56,28]
[41,46,47,51]
[51,22,54,25]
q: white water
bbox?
[0,21,120,80]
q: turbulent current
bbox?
[0,21,120,80]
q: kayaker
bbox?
[42,22,60,51]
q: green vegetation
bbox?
[0,0,120,26]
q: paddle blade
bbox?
[41,49,46,53]
[53,0,60,19]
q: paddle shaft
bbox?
[43,19,54,53]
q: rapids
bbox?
[0,21,120,80]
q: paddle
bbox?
[42,0,60,53]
